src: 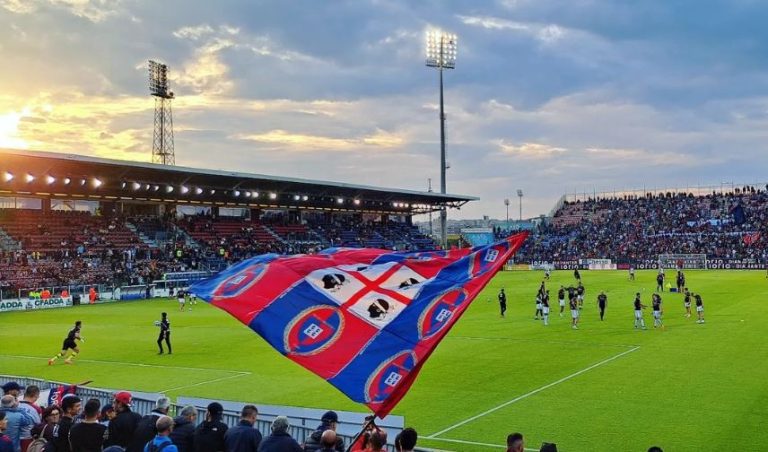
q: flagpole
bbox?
[345,416,377,452]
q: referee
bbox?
[157,312,172,355]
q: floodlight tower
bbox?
[517,189,523,221]
[426,29,457,250]
[149,60,175,166]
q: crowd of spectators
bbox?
[0,382,421,452]
[515,187,768,263]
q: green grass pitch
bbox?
[1,270,767,451]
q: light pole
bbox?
[504,198,510,232]
[426,29,457,250]
[517,189,523,221]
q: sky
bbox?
[1,0,768,220]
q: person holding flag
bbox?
[49,321,84,365]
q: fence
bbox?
[0,374,406,451]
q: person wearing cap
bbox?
[169,406,197,452]
[104,391,142,450]
[192,402,228,452]
[130,396,171,452]
[302,411,344,452]
[0,395,33,452]
[17,385,41,452]
[51,395,81,452]
[0,383,21,399]
[258,416,302,452]
[223,404,261,452]
[144,415,178,452]
[1,412,16,452]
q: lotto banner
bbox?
[191,233,527,417]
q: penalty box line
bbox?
[0,354,251,375]
[426,346,641,439]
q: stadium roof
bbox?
[0,148,477,214]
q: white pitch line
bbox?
[160,372,251,393]
[426,346,640,439]
[425,437,539,451]
[0,354,250,375]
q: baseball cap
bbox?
[321,410,339,424]
[114,391,132,406]
[207,402,223,416]
[1,381,22,393]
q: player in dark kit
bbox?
[558,286,566,317]
[676,270,685,293]
[576,282,586,308]
[541,290,551,326]
[656,272,665,292]
[651,293,664,328]
[597,291,607,321]
[156,312,172,354]
[633,293,647,330]
[49,321,84,365]
[683,288,692,318]
[694,293,705,324]
[574,268,581,281]
[498,289,507,318]
[534,291,543,320]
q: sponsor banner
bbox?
[0,297,73,313]
[706,259,765,270]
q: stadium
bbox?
[2,3,768,452]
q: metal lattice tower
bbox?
[149,60,175,166]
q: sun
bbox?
[0,111,29,149]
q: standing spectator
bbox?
[303,411,343,452]
[0,384,21,400]
[394,427,417,452]
[51,395,81,452]
[0,395,33,452]
[1,412,15,452]
[507,432,524,452]
[170,406,197,452]
[258,416,302,452]
[144,415,178,452]
[366,431,387,452]
[223,405,261,452]
[105,391,142,449]
[130,396,171,452]
[193,402,228,452]
[17,386,41,452]
[317,431,336,452]
[68,398,106,452]
[31,405,60,444]
[100,404,116,427]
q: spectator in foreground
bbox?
[366,431,387,452]
[0,383,22,399]
[540,443,558,452]
[303,411,344,452]
[144,415,178,452]
[130,395,171,452]
[507,432,524,452]
[394,427,417,452]
[258,416,302,452]
[51,395,82,452]
[16,385,41,452]
[0,395,33,452]
[69,398,106,452]
[105,391,142,449]
[0,412,15,452]
[224,404,261,452]
[193,402,228,452]
[648,447,664,452]
[318,430,337,452]
[31,405,60,443]
[100,404,116,426]
[169,405,197,452]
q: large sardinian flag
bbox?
[191,232,528,417]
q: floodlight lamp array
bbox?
[425,30,457,69]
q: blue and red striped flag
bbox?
[191,232,527,417]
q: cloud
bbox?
[234,127,404,152]
[497,141,567,159]
[457,15,566,43]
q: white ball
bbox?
[154,320,161,326]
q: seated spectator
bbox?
[170,405,197,452]
[224,404,261,452]
[258,416,302,452]
[193,402,228,452]
[144,415,178,452]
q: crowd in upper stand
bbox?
[515,187,768,263]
